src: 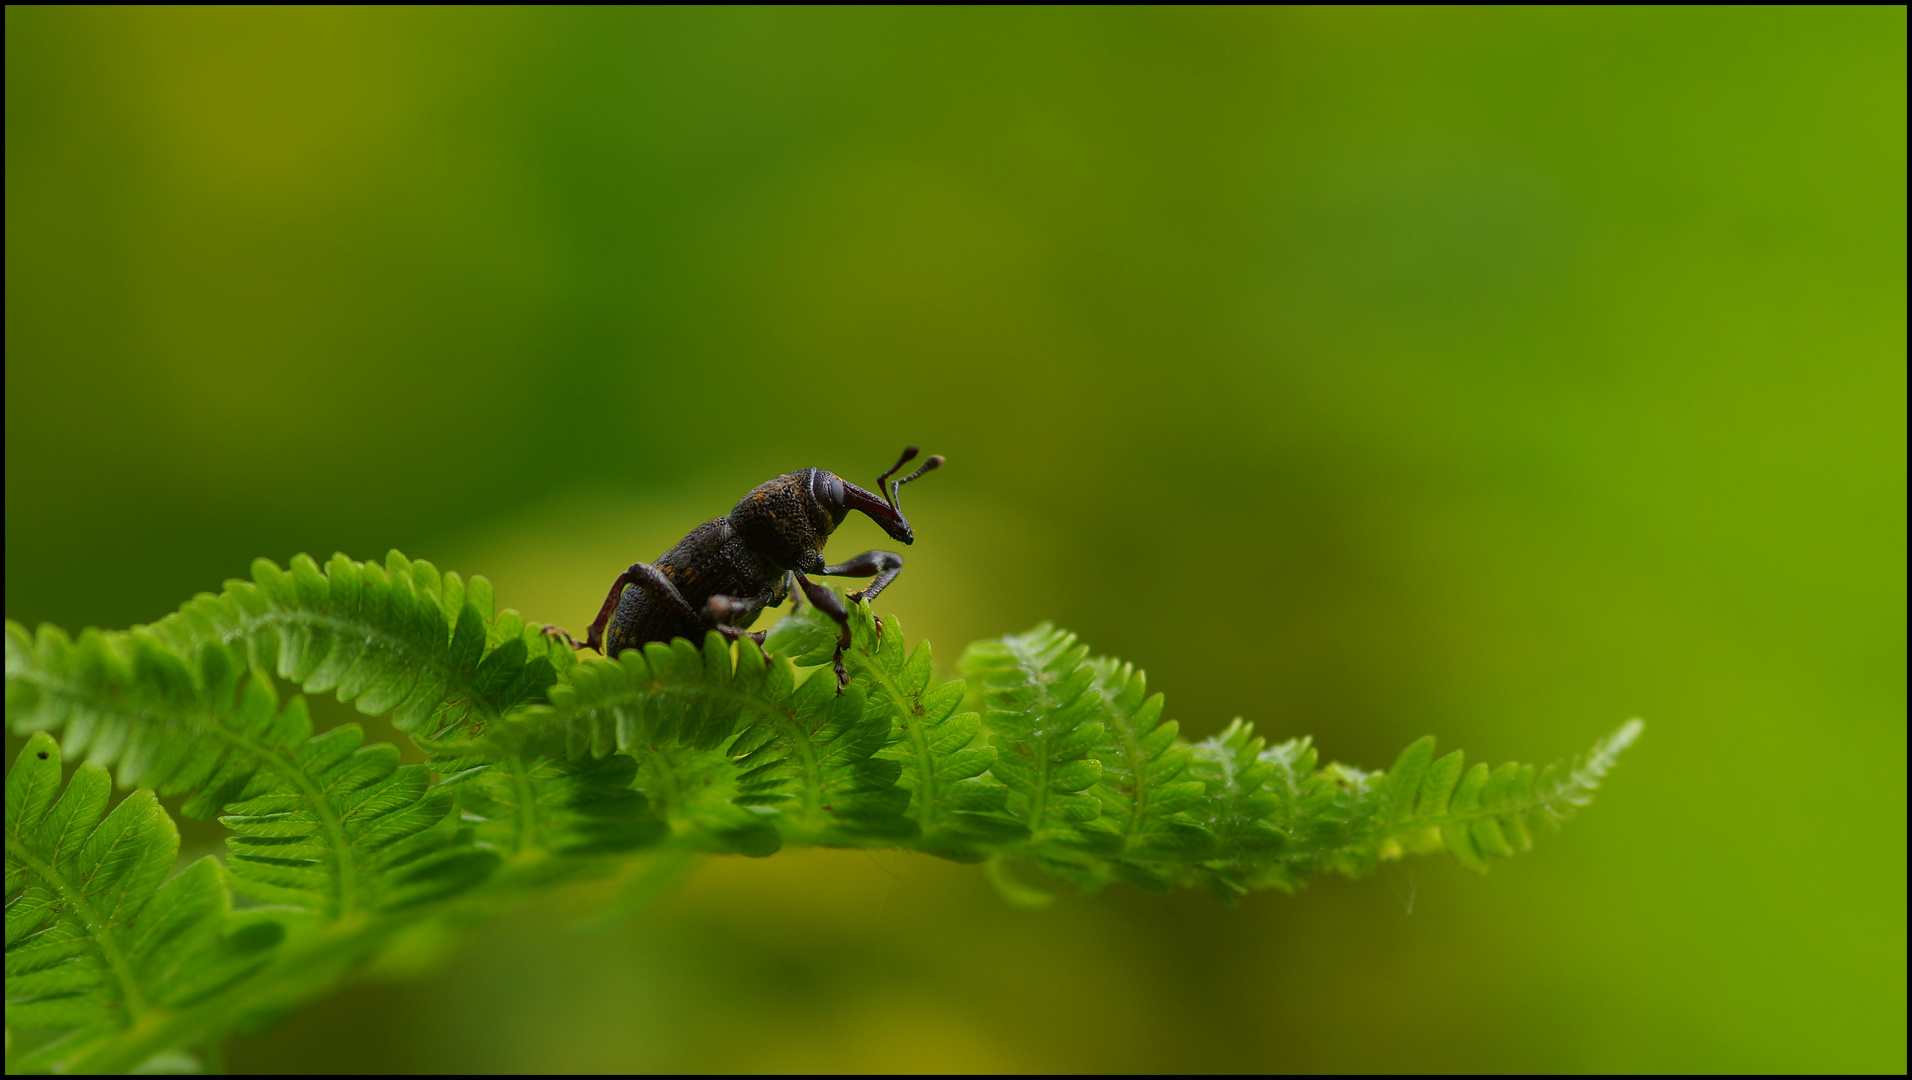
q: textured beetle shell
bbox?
[727,470,834,573]
[602,471,830,656]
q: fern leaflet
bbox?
[959,625,1106,856]
[143,551,569,747]
[528,629,911,849]
[1084,658,1215,891]
[1381,719,1644,871]
[5,623,492,918]
[5,733,284,1064]
[779,603,1020,858]
[434,752,668,864]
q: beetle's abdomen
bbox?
[602,518,780,657]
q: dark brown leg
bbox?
[542,624,588,650]
[794,572,853,687]
[545,562,698,653]
[618,563,703,625]
[822,550,905,602]
[820,550,905,648]
[544,566,637,652]
[703,594,770,646]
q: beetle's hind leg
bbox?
[546,562,705,656]
[543,563,651,653]
[541,625,588,650]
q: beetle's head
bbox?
[730,448,942,571]
[809,446,943,547]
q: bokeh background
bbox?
[6,7,1903,1073]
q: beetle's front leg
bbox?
[821,550,904,646]
[823,550,905,603]
[793,571,852,688]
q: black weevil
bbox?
[544,447,943,684]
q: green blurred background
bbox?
[6,6,1903,1073]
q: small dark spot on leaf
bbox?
[37,751,49,759]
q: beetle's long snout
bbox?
[838,481,917,544]
[842,446,943,544]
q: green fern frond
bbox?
[516,631,910,850]
[1262,744,1389,886]
[635,741,785,857]
[5,733,284,1040]
[8,622,280,817]
[144,551,570,746]
[435,752,667,863]
[514,632,779,854]
[524,634,762,761]
[1183,719,1288,899]
[515,635,773,857]
[959,625,1107,850]
[1380,719,1644,872]
[217,730,494,916]
[1534,717,1644,820]
[800,604,1020,858]
[4,622,494,918]
[4,553,1642,1074]
[729,657,910,846]
[760,601,843,667]
[1084,658,1215,891]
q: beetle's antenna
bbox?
[889,452,942,515]
[898,455,943,488]
[876,446,920,512]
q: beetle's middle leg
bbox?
[702,594,769,647]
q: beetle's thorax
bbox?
[727,470,835,573]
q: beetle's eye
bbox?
[811,469,847,523]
